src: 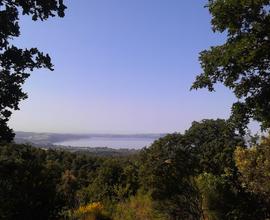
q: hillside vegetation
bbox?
[1,119,270,219]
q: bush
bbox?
[71,202,111,220]
[114,192,166,220]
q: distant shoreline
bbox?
[15,131,166,149]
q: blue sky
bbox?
[9,0,237,134]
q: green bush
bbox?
[114,192,166,220]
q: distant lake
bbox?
[54,136,157,149]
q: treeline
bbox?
[1,119,269,220]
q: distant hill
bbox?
[15,131,88,146]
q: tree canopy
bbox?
[192,0,270,131]
[184,119,244,175]
[0,0,66,142]
[235,132,270,198]
[139,133,201,220]
[1,121,269,219]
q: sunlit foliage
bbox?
[235,133,270,197]
[71,202,111,220]
[114,192,166,220]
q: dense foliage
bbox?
[192,0,270,131]
[139,133,201,219]
[1,120,270,219]
[235,133,270,198]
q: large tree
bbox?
[184,119,244,175]
[0,0,66,142]
[192,0,270,132]
[139,134,202,220]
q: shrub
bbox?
[114,192,166,220]
[70,202,111,220]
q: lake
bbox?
[54,136,157,149]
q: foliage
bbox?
[0,143,104,219]
[2,0,270,219]
[139,133,201,220]
[58,170,79,209]
[0,144,65,219]
[0,0,66,142]
[114,192,166,220]
[196,173,231,220]
[71,202,111,220]
[1,123,269,219]
[235,133,270,197]
[78,158,138,205]
[196,172,268,220]
[192,0,270,131]
[184,119,244,175]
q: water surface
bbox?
[55,136,156,149]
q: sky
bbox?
[9,0,239,134]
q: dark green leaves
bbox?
[0,0,66,142]
[192,0,270,131]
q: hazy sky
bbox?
[9,0,238,134]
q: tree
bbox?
[139,134,202,220]
[196,172,266,220]
[114,192,166,220]
[234,133,270,198]
[0,144,65,219]
[184,119,244,175]
[234,133,270,218]
[78,159,137,205]
[0,0,66,142]
[58,170,78,210]
[192,0,270,131]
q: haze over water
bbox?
[55,136,156,149]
